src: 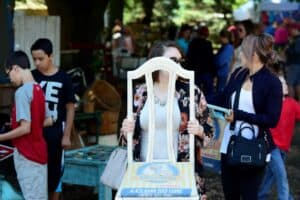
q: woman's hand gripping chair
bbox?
[115,57,199,200]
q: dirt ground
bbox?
[1,125,300,200]
[62,124,300,200]
[63,124,300,200]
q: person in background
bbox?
[274,20,289,51]
[210,34,283,200]
[31,38,76,200]
[231,20,254,73]
[228,25,241,49]
[0,51,52,200]
[258,63,299,200]
[111,21,125,77]
[122,26,135,55]
[214,28,234,92]
[186,25,215,97]
[264,21,276,36]
[111,22,134,78]
[285,24,300,101]
[176,24,192,55]
[121,41,213,199]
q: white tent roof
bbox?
[233,1,256,21]
[259,0,299,11]
[233,0,299,22]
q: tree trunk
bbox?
[0,0,14,72]
[141,0,155,25]
[45,0,109,49]
[109,0,124,30]
[45,0,110,84]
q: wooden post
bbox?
[0,0,14,72]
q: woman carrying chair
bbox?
[120,41,213,199]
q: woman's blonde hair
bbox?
[241,33,276,66]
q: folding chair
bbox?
[115,57,199,200]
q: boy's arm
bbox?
[61,102,75,148]
[0,120,30,141]
[3,85,33,141]
[43,117,53,127]
[43,102,53,127]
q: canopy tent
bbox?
[259,0,299,11]
[233,0,299,22]
[233,1,257,22]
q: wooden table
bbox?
[62,145,116,200]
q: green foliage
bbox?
[124,0,178,25]
[152,0,179,26]
[124,0,248,26]
[123,0,249,49]
[124,0,144,24]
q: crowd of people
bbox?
[1,14,300,200]
[120,18,300,200]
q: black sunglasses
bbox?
[169,57,185,65]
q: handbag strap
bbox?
[229,69,248,131]
[237,122,255,140]
[229,85,242,131]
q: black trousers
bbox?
[221,153,265,200]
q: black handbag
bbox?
[226,123,268,168]
[226,73,268,169]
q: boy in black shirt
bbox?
[31,38,76,200]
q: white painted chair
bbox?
[115,57,199,200]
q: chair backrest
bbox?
[126,57,195,168]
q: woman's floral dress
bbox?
[122,79,213,196]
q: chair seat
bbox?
[115,162,199,200]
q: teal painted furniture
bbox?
[62,145,116,200]
[0,175,23,200]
